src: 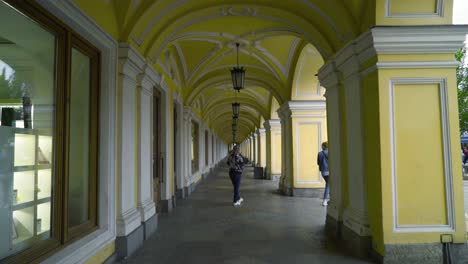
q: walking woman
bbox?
[227,145,244,207]
[317,142,329,206]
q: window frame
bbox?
[1,1,100,263]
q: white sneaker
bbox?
[322,199,328,206]
[238,197,244,204]
[233,201,241,207]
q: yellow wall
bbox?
[291,113,327,189]
[291,44,324,101]
[73,0,119,39]
[84,241,115,264]
[375,0,453,26]
[378,68,466,246]
[272,132,282,175]
[394,83,447,225]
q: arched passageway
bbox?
[1,0,467,263]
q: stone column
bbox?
[317,63,345,237]
[278,105,293,196]
[116,43,145,257]
[136,65,158,239]
[259,128,266,168]
[255,130,260,167]
[264,120,281,180]
[183,106,193,196]
[320,26,468,261]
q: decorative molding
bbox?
[37,0,117,263]
[295,121,323,185]
[362,26,468,55]
[377,61,460,69]
[119,43,146,80]
[385,0,444,18]
[389,77,455,233]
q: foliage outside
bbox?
[457,48,468,135]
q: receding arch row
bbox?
[126,1,358,58]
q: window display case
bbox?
[0,126,52,257]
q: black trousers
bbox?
[229,169,242,203]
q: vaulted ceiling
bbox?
[76,0,373,142]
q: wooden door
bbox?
[153,91,162,211]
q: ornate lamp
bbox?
[232,102,240,117]
[230,43,245,91]
[232,117,238,126]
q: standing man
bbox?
[317,142,329,206]
[227,145,244,207]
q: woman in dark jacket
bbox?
[227,145,244,207]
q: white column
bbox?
[318,63,344,223]
[183,107,193,186]
[117,43,145,236]
[158,82,171,202]
[278,104,293,195]
[337,52,370,236]
[136,65,158,222]
[258,128,266,167]
[174,94,185,193]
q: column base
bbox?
[142,213,158,240]
[370,243,468,264]
[341,223,371,259]
[160,198,173,213]
[176,188,186,199]
[279,185,293,196]
[325,214,342,239]
[291,188,325,198]
[137,199,156,223]
[270,174,280,181]
[116,207,142,236]
[184,186,190,197]
[116,224,144,259]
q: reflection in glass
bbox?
[68,48,90,227]
[0,0,55,259]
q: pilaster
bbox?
[258,128,266,168]
[117,43,145,237]
[136,64,159,224]
[320,26,468,261]
[318,61,345,233]
[277,104,293,196]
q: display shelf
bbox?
[13,171,35,205]
[0,126,54,257]
[37,169,52,199]
[12,198,51,211]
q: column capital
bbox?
[264,119,281,130]
[183,106,193,121]
[118,42,146,81]
[278,101,326,120]
[258,128,266,135]
[137,64,161,95]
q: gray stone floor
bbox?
[122,164,372,264]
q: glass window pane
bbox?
[0,0,55,260]
[68,48,90,227]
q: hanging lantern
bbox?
[232,102,240,117]
[230,43,245,91]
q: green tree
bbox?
[456,48,468,135]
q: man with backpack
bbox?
[317,142,329,206]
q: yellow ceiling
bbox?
[73,0,453,143]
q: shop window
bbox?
[0,1,99,262]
